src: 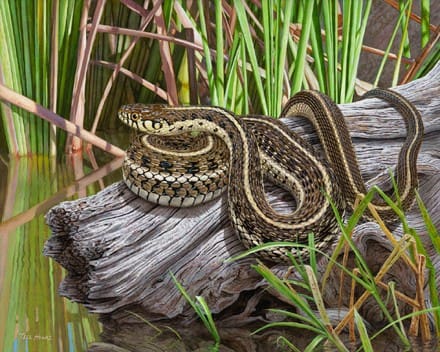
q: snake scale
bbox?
[119,89,423,262]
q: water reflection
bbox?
[86,318,439,352]
[0,151,438,351]
[0,153,123,352]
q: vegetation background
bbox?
[0,0,438,158]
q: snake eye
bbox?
[131,113,139,121]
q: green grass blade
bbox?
[321,0,338,100]
[233,0,268,114]
[344,0,372,102]
[214,0,224,106]
[224,34,242,111]
[304,335,326,352]
[262,0,273,114]
[274,0,294,115]
[276,336,302,352]
[354,309,374,352]
[266,308,317,326]
[388,282,408,341]
[373,1,410,87]
[399,0,412,61]
[196,0,217,104]
[291,0,315,95]
[171,272,220,348]
[415,191,440,253]
[307,233,317,275]
[414,191,440,332]
[339,0,352,102]
[413,41,440,79]
[253,321,324,336]
[309,2,326,92]
[239,34,249,114]
[196,295,220,346]
[420,0,430,47]
[392,0,412,86]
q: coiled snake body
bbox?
[119,89,423,262]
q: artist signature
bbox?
[18,332,52,341]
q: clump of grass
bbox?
[171,272,220,352]
[124,310,184,350]
[227,184,440,350]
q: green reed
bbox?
[0,0,83,155]
[1,1,438,155]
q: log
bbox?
[44,62,440,350]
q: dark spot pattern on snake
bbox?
[159,160,173,170]
[141,156,151,167]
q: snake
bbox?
[118,89,423,262]
[280,89,424,221]
[123,133,229,207]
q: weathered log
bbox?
[44,62,440,349]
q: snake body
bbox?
[123,133,229,207]
[280,89,423,222]
[119,89,423,262]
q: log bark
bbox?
[44,62,440,350]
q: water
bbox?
[0,151,123,352]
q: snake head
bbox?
[118,104,171,133]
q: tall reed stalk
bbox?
[0,0,83,155]
[0,1,438,155]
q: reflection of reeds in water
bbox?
[0,156,124,351]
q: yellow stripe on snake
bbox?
[119,89,423,262]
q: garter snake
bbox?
[119,89,423,262]
[280,89,423,221]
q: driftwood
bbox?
[44,62,440,351]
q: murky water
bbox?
[0,146,438,352]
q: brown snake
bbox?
[119,89,423,262]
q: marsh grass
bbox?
[129,310,182,339]
[0,0,84,155]
[0,1,439,155]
